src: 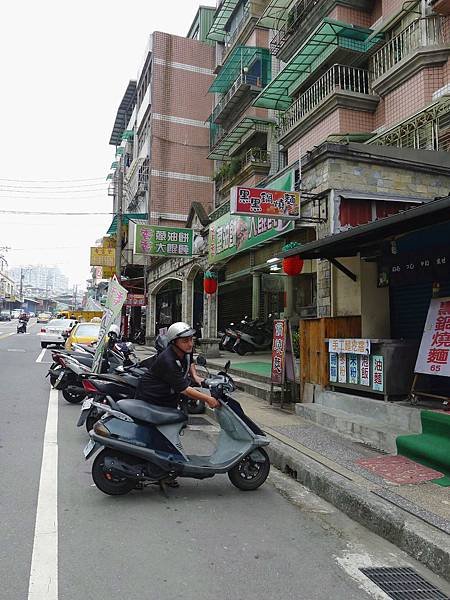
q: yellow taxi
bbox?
[64,322,101,350]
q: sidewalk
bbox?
[134,345,450,581]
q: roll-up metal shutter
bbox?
[218,278,252,331]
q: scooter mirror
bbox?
[115,366,125,373]
[196,354,207,367]
[224,360,231,372]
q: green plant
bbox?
[291,330,300,358]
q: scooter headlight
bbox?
[93,421,110,438]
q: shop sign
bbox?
[102,267,115,279]
[329,353,338,382]
[90,247,115,267]
[348,354,358,384]
[230,186,300,219]
[338,354,347,383]
[208,212,294,264]
[126,294,146,307]
[415,296,450,377]
[271,320,286,385]
[328,339,371,355]
[360,355,370,386]
[134,225,193,257]
[379,247,450,286]
[372,355,384,391]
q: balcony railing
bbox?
[211,72,265,124]
[214,148,270,189]
[278,64,370,138]
[270,0,323,56]
[370,16,446,81]
[224,3,251,53]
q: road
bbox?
[1,319,449,600]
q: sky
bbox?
[0,0,216,290]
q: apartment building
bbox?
[106,7,216,340]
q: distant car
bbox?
[39,318,77,348]
[37,312,52,323]
[65,322,100,350]
[0,311,11,321]
[11,309,21,319]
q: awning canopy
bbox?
[106,213,148,236]
[207,0,239,42]
[257,0,291,29]
[121,130,134,141]
[208,117,273,160]
[109,81,137,146]
[254,19,382,110]
[209,46,271,94]
[275,196,450,260]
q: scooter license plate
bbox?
[224,336,230,344]
[81,397,92,410]
[54,371,65,388]
[83,439,99,459]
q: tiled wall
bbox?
[328,6,372,28]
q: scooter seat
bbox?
[117,399,188,426]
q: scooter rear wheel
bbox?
[92,449,136,496]
[62,387,86,404]
[228,448,270,491]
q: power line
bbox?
[0,183,108,190]
[0,210,113,215]
[0,176,107,183]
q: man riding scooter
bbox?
[135,322,220,486]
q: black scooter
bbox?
[17,319,27,334]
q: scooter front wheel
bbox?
[62,387,86,404]
[92,449,136,496]
[228,448,270,491]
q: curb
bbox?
[266,438,450,582]
[205,405,450,582]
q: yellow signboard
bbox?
[101,266,115,279]
[90,247,115,267]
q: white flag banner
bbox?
[92,276,128,373]
[415,296,450,377]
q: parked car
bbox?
[64,322,100,350]
[37,312,52,323]
[0,311,11,321]
[11,309,21,319]
[39,318,77,348]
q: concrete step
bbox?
[295,401,415,454]
[197,365,282,403]
[205,360,272,384]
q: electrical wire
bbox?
[0,210,112,215]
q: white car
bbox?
[39,319,77,348]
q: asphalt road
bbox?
[1,319,449,600]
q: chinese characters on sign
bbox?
[134,225,193,257]
[329,353,338,383]
[372,355,384,392]
[231,186,300,219]
[348,354,358,384]
[360,355,370,387]
[328,339,371,355]
[126,294,146,307]
[90,247,115,267]
[415,296,450,377]
[271,320,286,385]
[338,354,347,383]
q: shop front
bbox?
[276,195,450,404]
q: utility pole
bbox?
[115,168,123,281]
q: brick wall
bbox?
[149,176,213,224]
[287,108,374,164]
[377,67,444,127]
[328,6,372,27]
[381,0,405,21]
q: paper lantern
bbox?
[282,255,304,276]
[203,271,218,294]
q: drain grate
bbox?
[188,417,210,426]
[360,567,449,599]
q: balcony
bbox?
[211,72,266,125]
[208,0,270,53]
[267,0,372,62]
[277,64,377,143]
[214,147,271,193]
[370,16,449,92]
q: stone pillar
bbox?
[146,287,157,344]
[198,289,220,358]
[252,272,261,319]
[181,277,191,324]
[317,259,331,317]
[284,274,295,318]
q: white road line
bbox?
[0,332,15,340]
[28,388,58,600]
[36,348,46,363]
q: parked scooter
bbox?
[232,315,274,356]
[83,357,270,496]
[17,319,27,334]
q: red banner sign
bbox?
[126,294,146,307]
[271,320,287,384]
[231,186,300,219]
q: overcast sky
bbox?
[0,0,216,290]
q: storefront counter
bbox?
[327,338,419,401]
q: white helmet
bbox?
[108,323,120,336]
[166,322,196,344]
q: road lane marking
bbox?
[0,332,15,340]
[36,349,46,363]
[28,388,58,600]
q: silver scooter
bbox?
[83,359,270,495]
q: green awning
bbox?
[121,130,134,141]
[110,161,119,169]
[208,117,273,160]
[257,0,291,29]
[207,0,239,42]
[106,213,148,236]
[115,147,124,157]
[209,46,271,94]
[254,18,382,110]
[106,174,113,180]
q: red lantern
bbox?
[282,255,304,276]
[203,273,218,294]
